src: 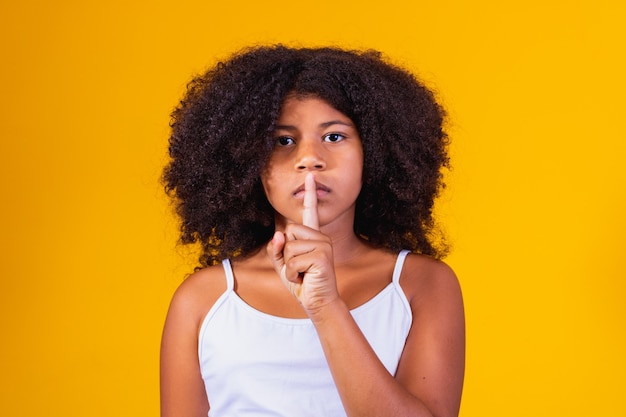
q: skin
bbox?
[160,97,465,417]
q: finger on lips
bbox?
[302,172,319,230]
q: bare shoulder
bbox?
[166,264,228,332]
[161,265,226,417]
[400,254,463,310]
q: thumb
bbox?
[266,231,286,276]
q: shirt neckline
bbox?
[229,282,396,325]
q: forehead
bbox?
[276,96,354,125]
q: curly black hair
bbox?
[163,45,450,267]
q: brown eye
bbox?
[323,133,345,143]
[276,136,295,146]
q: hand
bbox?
[267,173,339,314]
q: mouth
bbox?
[292,181,331,199]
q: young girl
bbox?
[160,46,465,417]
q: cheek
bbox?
[351,149,364,184]
[260,160,275,195]
[261,155,290,193]
[260,167,282,205]
[260,174,272,201]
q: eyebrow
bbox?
[274,120,354,131]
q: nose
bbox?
[294,140,326,171]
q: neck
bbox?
[324,230,370,266]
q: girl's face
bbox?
[261,95,363,230]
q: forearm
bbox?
[310,299,434,417]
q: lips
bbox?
[292,181,331,198]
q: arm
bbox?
[312,259,465,417]
[160,270,221,417]
[395,259,465,417]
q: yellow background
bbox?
[1,0,624,416]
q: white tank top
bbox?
[198,250,412,417]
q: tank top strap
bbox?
[221,259,235,292]
[221,253,408,294]
[391,250,411,285]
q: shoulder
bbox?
[161,265,227,417]
[165,263,228,333]
[399,254,463,314]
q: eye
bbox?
[323,133,346,143]
[276,136,295,146]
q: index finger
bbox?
[302,172,319,230]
